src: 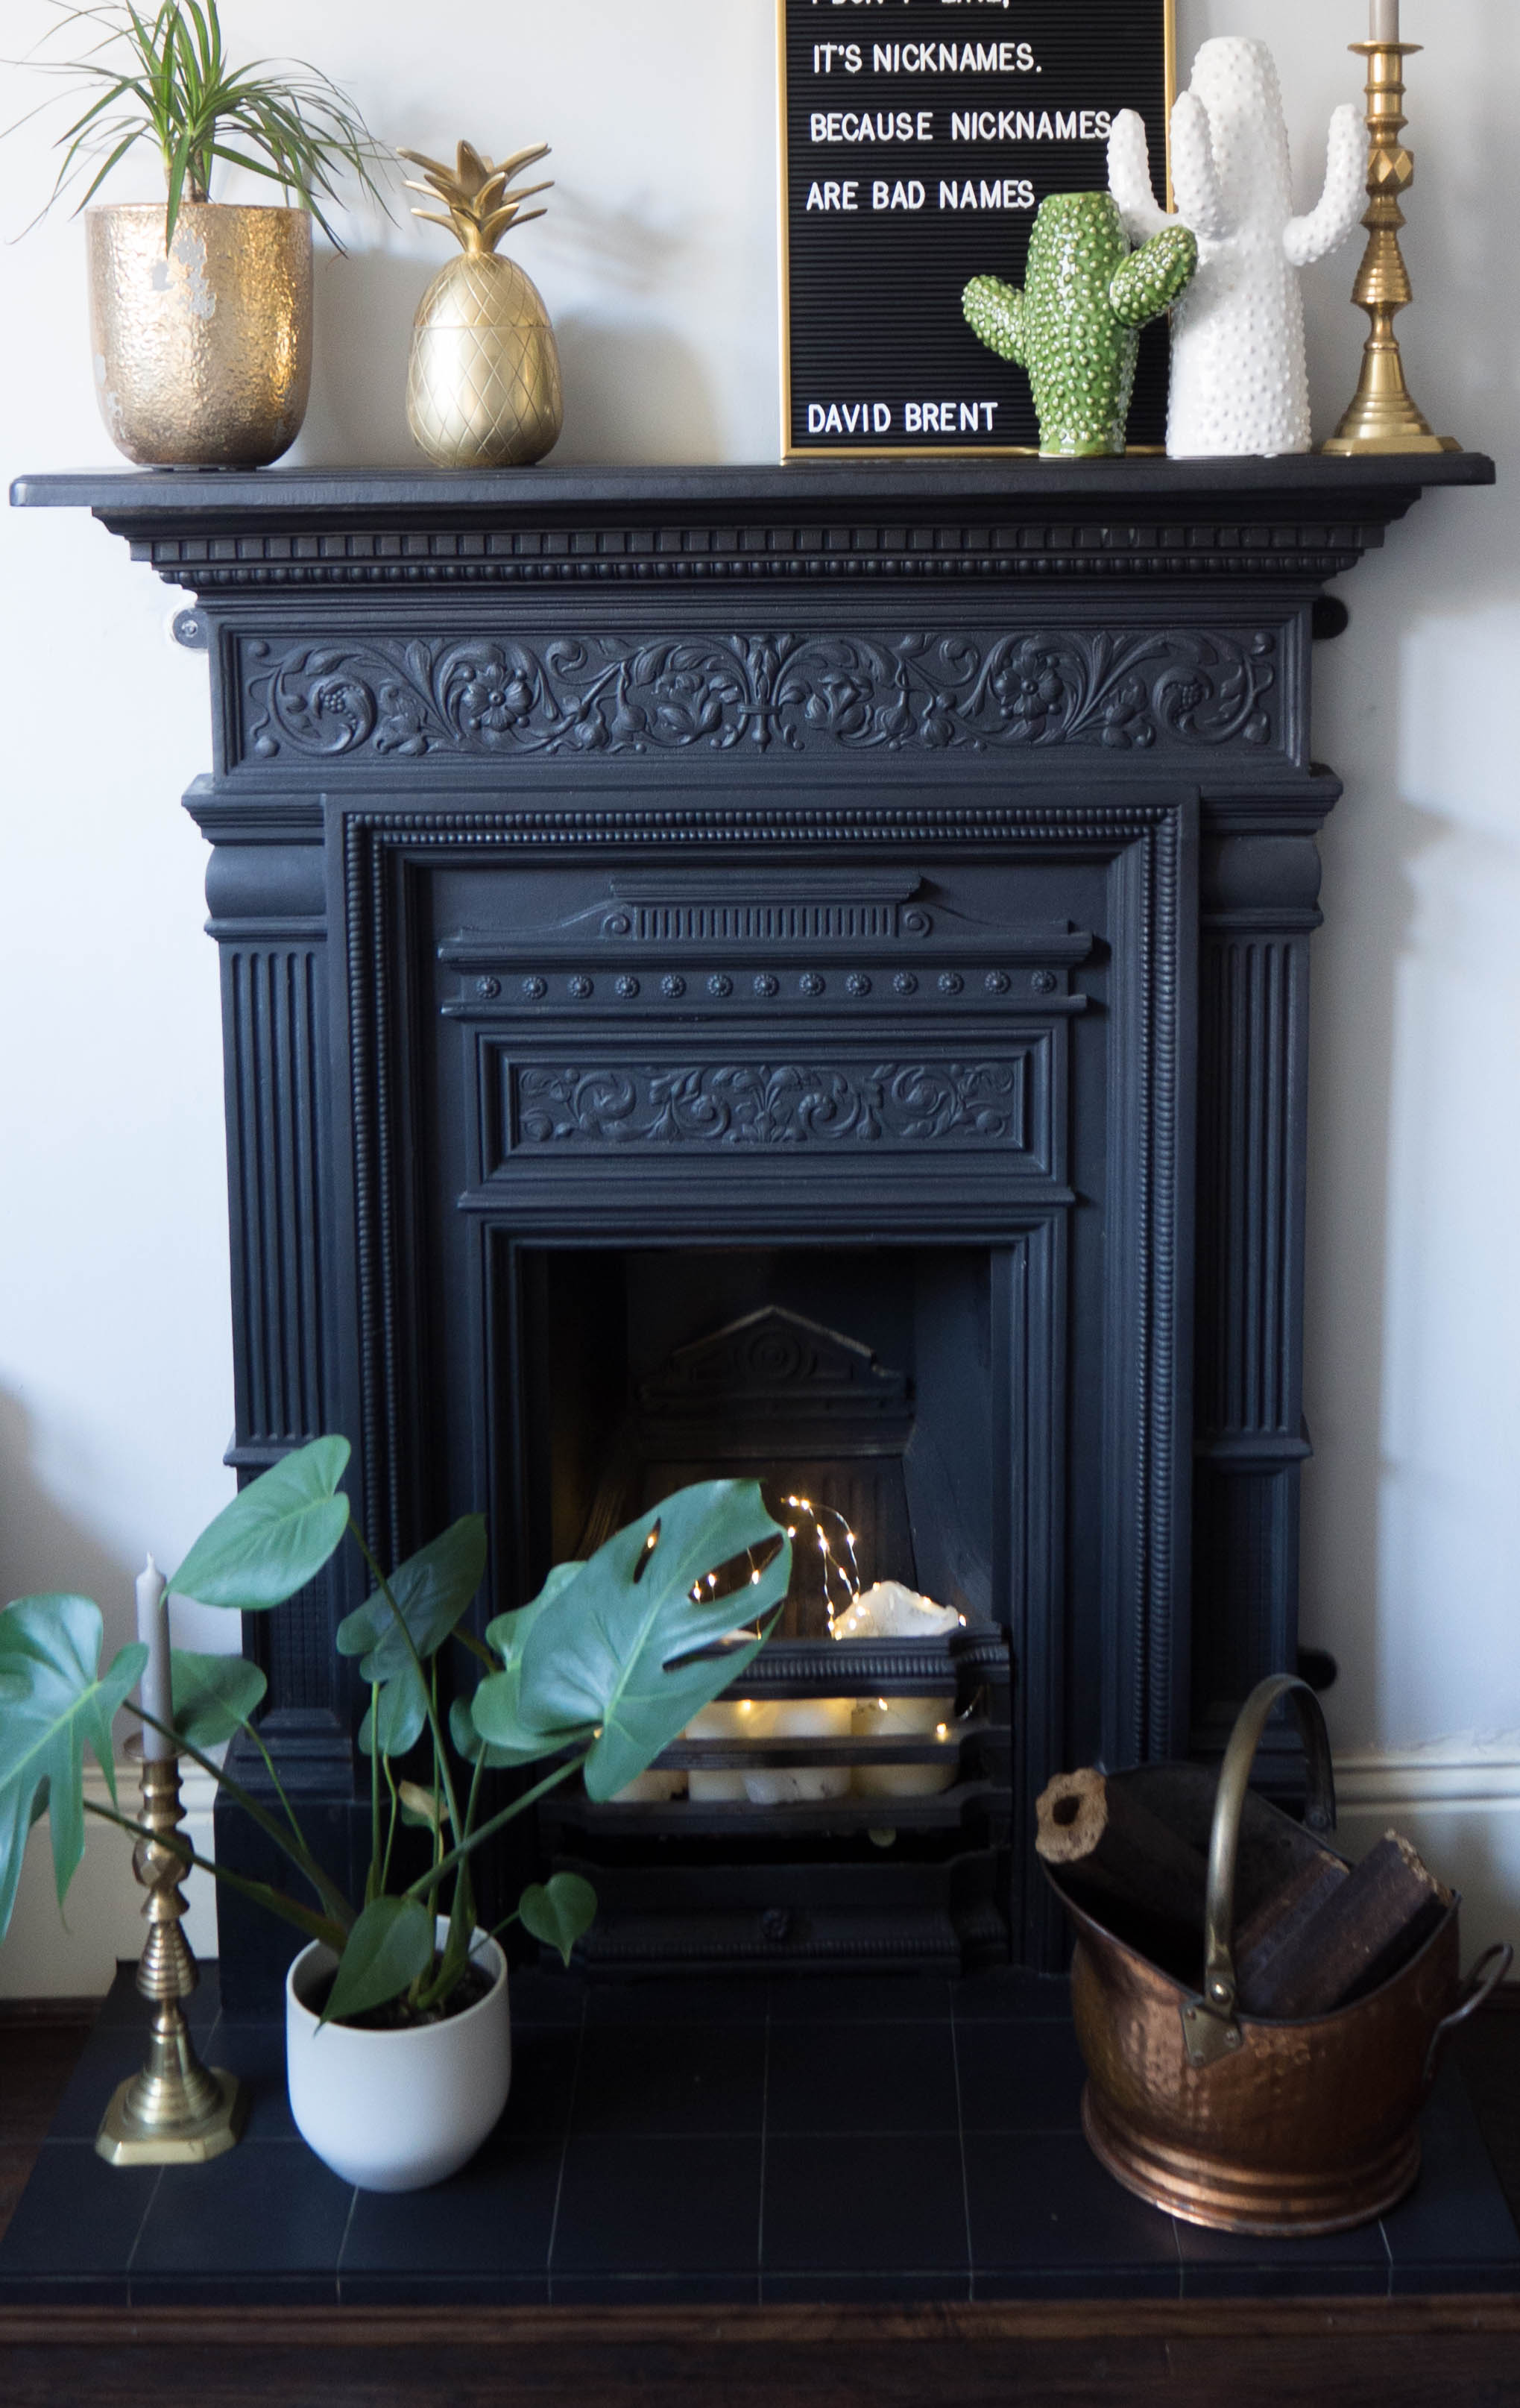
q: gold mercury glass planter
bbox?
[86,202,313,467]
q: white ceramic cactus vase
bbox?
[1108,38,1367,458]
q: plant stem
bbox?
[368,1680,382,1905]
[414,1749,487,2014]
[403,1753,590,1910]
[82,1800,346,1951]
[379,1750,401,1894]
[133,1705,353,1931]
[242,1718,309,1856]
[348,1518,467,1847]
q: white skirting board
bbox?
[1332,1744,1520,1970]
[4,1749,1517,1999]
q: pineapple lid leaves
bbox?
[398,137,552,256]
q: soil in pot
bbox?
[306,1958,495,2032]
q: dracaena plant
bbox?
[0,1440,790,2027]
[6,1,391,247]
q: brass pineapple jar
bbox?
[402,140,564,470]
[86,203,312,467]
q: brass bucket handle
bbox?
[1421,1941,1514,2093]
[1182,1674,1337,2069]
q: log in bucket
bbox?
[1048,1675,1512,2235]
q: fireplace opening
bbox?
[508,1244,1015,1973]
[522,1244,997,1619]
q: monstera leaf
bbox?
[0,1597,147,1946]
[513,1480,791,1802]
[321,1894,435,2028]
[467,1562,595,1765]
[171,1438,352,1610]
[337,1516,487,1762]
[170,1650,268,1751]
[518,1871,597,1967]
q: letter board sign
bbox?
[778,0,1175,457]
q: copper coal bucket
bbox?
[1050,1676,1512,2234]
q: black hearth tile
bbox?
[552,2272,762,2307]
[130,2139,352,2275]
[0,2272,133,2306]
[954,1969,1073,2023]
[0,2143,159,2276]
[96,1958,221,2031]
[1177,2213,1389,2266]
[1382,2064,1520,2277]
[1178,2215,1390,2299]
[768,1975,954,2023]
[341,2131,562,2275]
[767,2016,959,2134]
[965,2132,1180,2274]
[45,2025,160,2140]
[130,2273,341,2307]
[205,2019,297,2141]
[551,2134,762,2277]
[341,2272,552,2307]
[584,1978,769,2027]
[509,1967,587,2027]
[972,2266,1183,2301]
[1390,2260,1520,2296]
[573,2020,766,2137]
[763,2270,971,2304]
[763,2133,968,2275]
[955,2017,1087,2132]
[1184,2262,1389,2300]
[504,2026,581,2137]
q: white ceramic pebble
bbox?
[1108,39,1367,458]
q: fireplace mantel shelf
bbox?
[10,453,1495,514]
[10,454,1494,602]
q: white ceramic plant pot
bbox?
[286,1919,510,2192]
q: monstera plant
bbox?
[0,1441,791,2028]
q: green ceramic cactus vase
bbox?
[964,192,1196,458]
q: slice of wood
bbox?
[1241,1829,1451,2020]
[1035,1766,1208,1935]
[1235,1850,1352,2017]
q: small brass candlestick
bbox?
[1322,42,1460,455]
[95,1751,245,2165]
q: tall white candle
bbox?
[851,1697,958,1798]
[687,1699,776,1801]
[1370,0,1399,43]
[135,1555,174,1760]
[743,1698,854,1805]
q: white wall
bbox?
[1,1,1516,1988]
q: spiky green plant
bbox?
[6,1,390,247]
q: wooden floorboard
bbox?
[2,2304,1520,2407]
[0,2006,96,2248]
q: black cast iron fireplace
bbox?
[13,453,1491,2009]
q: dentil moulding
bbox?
[1109,38,1367,458]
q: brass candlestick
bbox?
[1322,42,1460,455]
[95,1753,245,2165]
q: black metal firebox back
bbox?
[12,456,1492,2008]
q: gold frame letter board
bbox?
[778,0,1176,459]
